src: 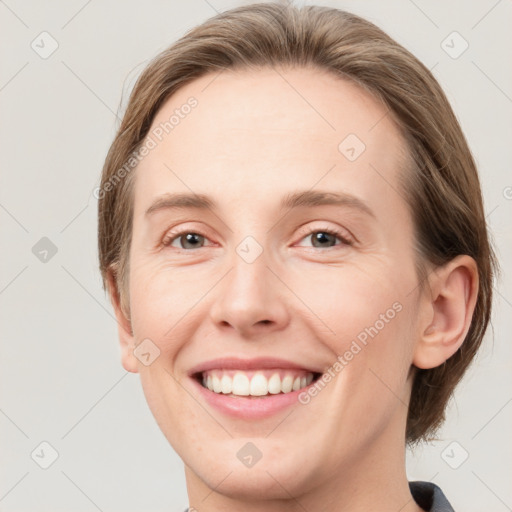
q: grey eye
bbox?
[174,233,205,249]
[308,231,339,248]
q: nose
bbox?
[209,249,290,338]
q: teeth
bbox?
[232,373,250,396]
[201,370,315,397]
[250,373,268,396]
[281,375,293,393]
[268,373,281,394]
[221,374,232,394]
[212,375,222,393]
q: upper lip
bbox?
[188,357,323,376]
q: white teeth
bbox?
[281,375,293,393]
[221,374,232,394]
[212,375,222,393]
[201,370,315,397]
[268,373,281,394]
[250,373,268,396]
[232,373,250,396]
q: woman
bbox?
[97,4,497,511]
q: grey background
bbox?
[1,0,511,510]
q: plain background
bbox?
[1,1,511,510]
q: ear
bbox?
[106,267,139,374]
[413,255,479,369]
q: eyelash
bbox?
[298,226,354,248]
[161,226,353,250]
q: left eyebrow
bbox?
[280,190,376,219]
[144,190,376,219]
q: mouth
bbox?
[188,357,323,420]
[192,369,322,398]
[188,357,324,418]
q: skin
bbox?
[108,66,478,512]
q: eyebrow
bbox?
[145,190,375,219]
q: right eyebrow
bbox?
[145,193,215,217]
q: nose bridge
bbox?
[224,243,272,313]
[209,236,289,334]
[231,242,268,298]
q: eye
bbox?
[296,227,353,249]
[162,230,211,250]
[161,226,353,251]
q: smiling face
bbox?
[115,66,426,505]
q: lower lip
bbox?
[190,376,315,419]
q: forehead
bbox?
[134,66,409,218]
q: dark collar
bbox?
[409,481,455,511]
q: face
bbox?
[120,66,424,501]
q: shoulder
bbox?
[409,480,455,512]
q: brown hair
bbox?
[97,2,498,443]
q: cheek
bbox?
[128,258,218,343]
[289,262,405,340]
[291,263,416,393]
[330,298,416,433]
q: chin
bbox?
[201,464,315,501]
[188,444,320,500]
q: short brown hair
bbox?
[98,3,498,443]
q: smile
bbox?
[188,357,323,418]
[199,369,318,397]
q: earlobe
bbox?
[106,268,139,374]
[413,255,479,370]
